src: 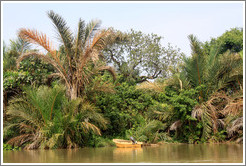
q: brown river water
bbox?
[3,143,243,163]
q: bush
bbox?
[96,82,153,137]
[88,135,116,147]
[3,143,21,150]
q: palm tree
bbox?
[183,35,208,102]
[5,85,108,149]
[5,85,65,149]
[183,34,243,100]
[145,34,243,142]
[17,10,117,100]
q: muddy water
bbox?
[3,144,243,163]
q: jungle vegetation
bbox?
[3,11,243,150]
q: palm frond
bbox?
[81,121,101,135]
[97,65,117,81]
[24,133,43,150]
[18,28,56,57]
[75,18,86,57]
[7,134,34,147]
[47,10,74,57]
[184,35,207,100]
[216,119,225,129]
[84,19,101,45]
[200,104,213,140]
[10,37,31,55]
[7,97,42,126]
[17,52,55,68]
[82,29,116,67]
[146,102,173,123]
[222,97,243,116]
[80,101,108,129]
[188,34,205,57]
[227,117,243,138]
[191,105,204,120]
[169,120,182,131]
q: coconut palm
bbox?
[17,10,117,100]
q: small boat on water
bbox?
[113,139,143,148]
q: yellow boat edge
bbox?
[113,139,143,148]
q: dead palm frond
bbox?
[7,134,34,147]
[191,105,204,121]
[169,120,182,131]
[97,65,117,81]
[191,92,231,139]
[227,117,243,138]
[221,97,243,116]
[191,90,243,141]
[216,119,225,129]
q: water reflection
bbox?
[3,144,243,163]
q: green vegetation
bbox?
[103,29,184,84]
[3,143,21,151]
[3,11,243,150]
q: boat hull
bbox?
[113,139,143,148]
[115,143,142,148]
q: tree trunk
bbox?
[70,85,78,100]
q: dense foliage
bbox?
[3,11,243,150]
[103,29,184,83]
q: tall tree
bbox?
[17,10,117,99]
[103,29,184,83]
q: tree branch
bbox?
[108,49,121,68]
[137,69,162,83]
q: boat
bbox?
[113,139,143,148]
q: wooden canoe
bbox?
[113,139,143,148]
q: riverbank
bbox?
[3,139,243,151]
[3,143,243,163]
